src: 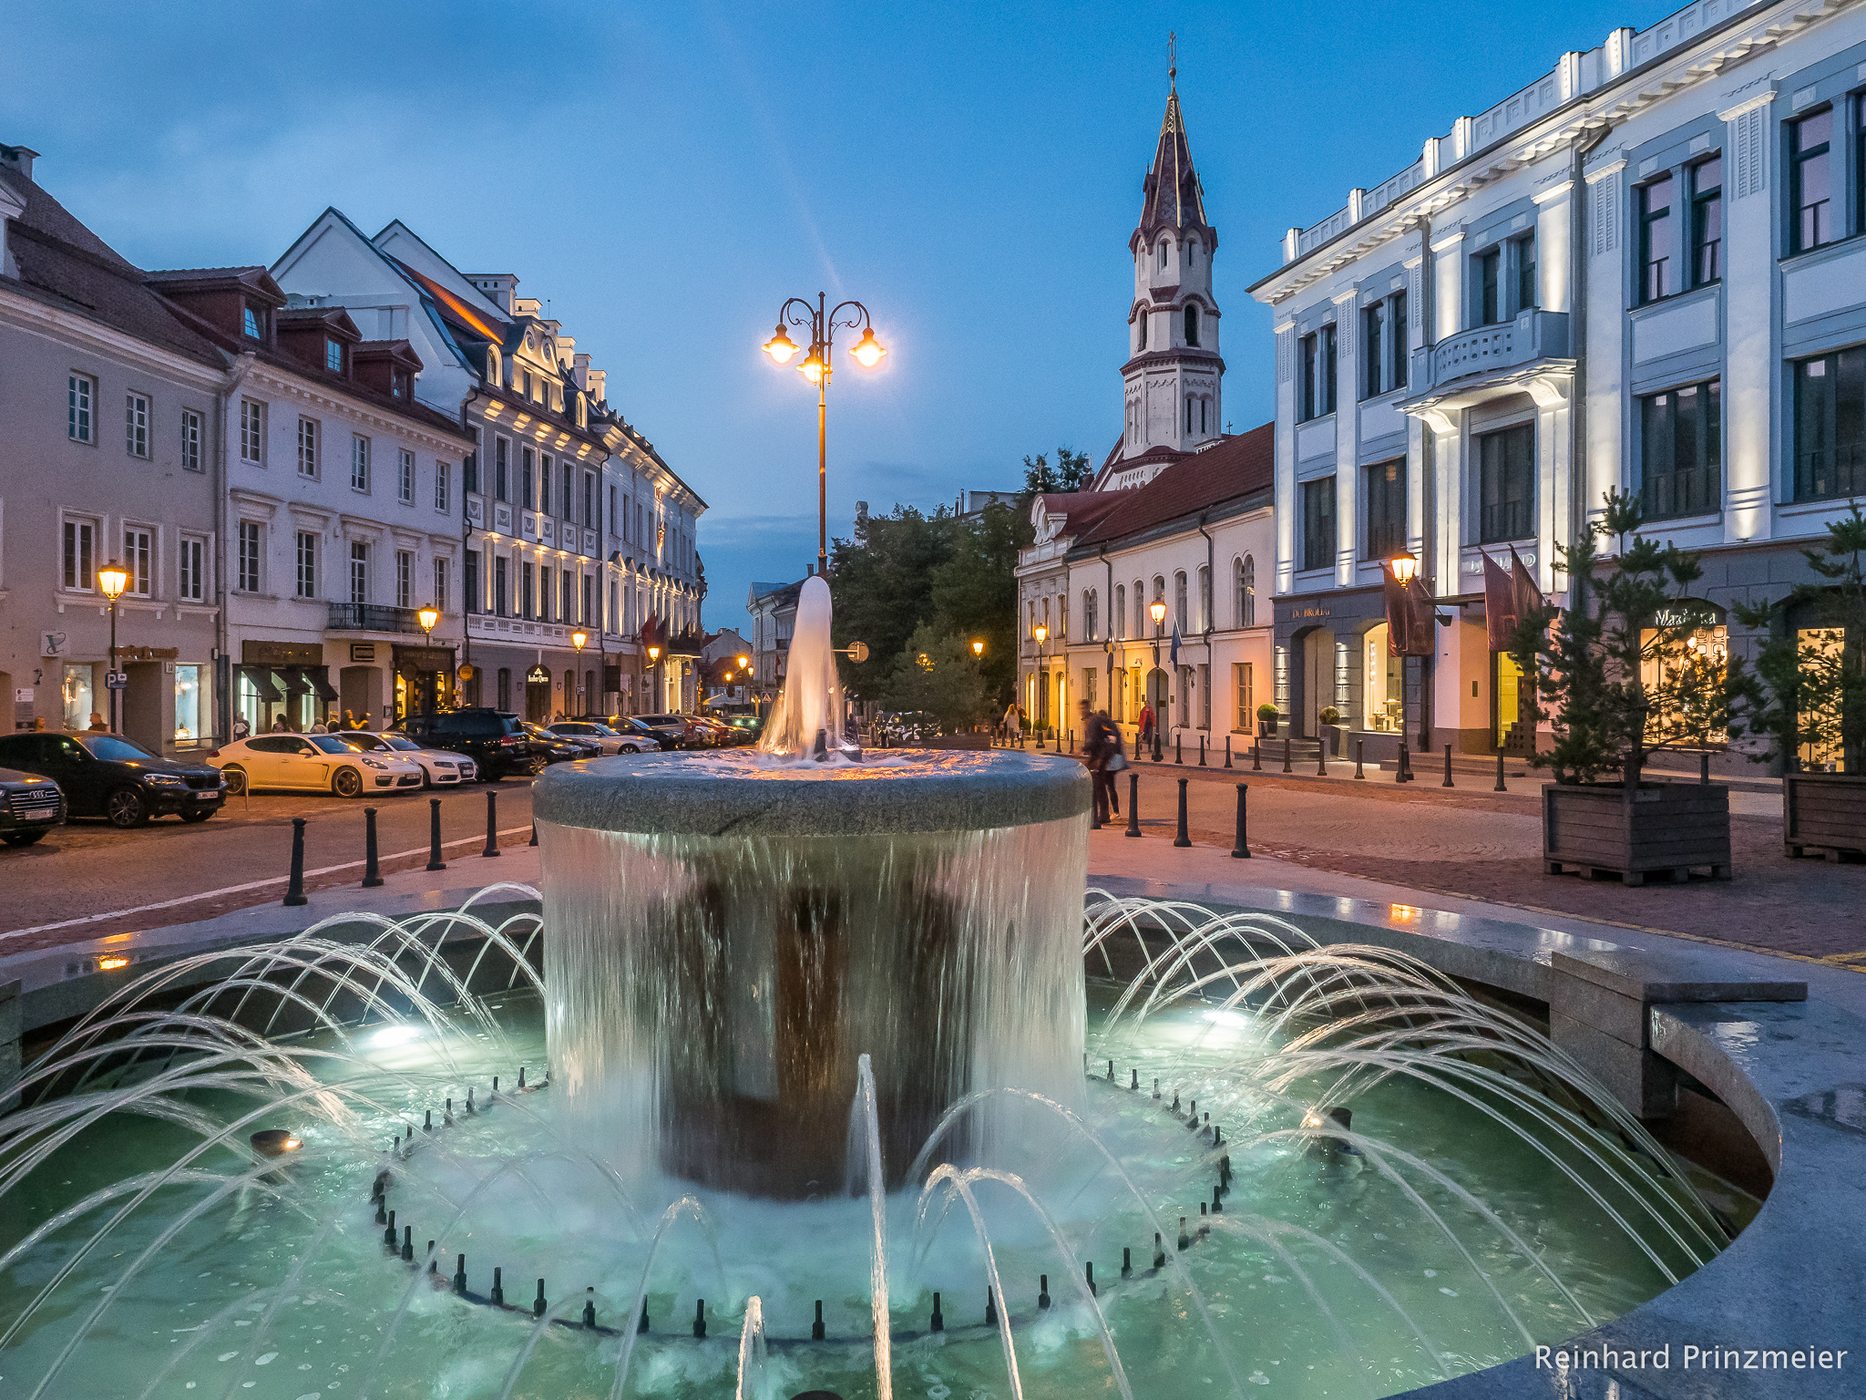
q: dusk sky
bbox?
[4,1,1673,632]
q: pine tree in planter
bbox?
[1509,490,1738,884]
[1730,506,1866,859]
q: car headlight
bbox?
[143,773,186,786]
[362,758,386,770]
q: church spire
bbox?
[1137,34,1213,248]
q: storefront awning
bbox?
[237,665,284,703]
[306,667,340,702]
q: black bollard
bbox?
[1086,1260,1097,1296]
[1198,733,1206,766]
[1282,738,1292,773]
[930,1291,944,1332]
[1224,734,1233,768]
[401,1225,413,1262]
[1396,739,1410,783]
[1174,732,1183,765]
[1442,743,1454,788]
[582,1288,597,1328]
[1037,1273,1051,1310]
[1495,750,1508,792]
[1230,783,1251,859]
[1125,772,1141,837]
[1354,740,1365,780]
[1317,739,1328,777]
[1152,1077,1161,1099]
[490,1266,505,1307]
[693,1299,706,1339]
[533,1279,547,1318]
[453,1253,468,1296]
[1252,740,1262,772]
[1173,777,1191,848]
[1212,1183,1224,1214]
[482,790,500,858]
[529,822,539,847]
[361,807,384,888]
[444,1097,453,1126]
[1130,1067,1139,1090]
[517,1065,526,1089]
[423,1109,432,1132]
[1153,1232,1167,1269]
[425,796,447,871]
[1089,794,1102,831]
[282,817,308,907]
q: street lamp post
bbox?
[1385,550,1445,777]
[571,629,588,717]
[1031,623,1049,737]
[762,294,887,578]
[416,605,442,717]
[646,642,662,711]
[1148,598,1168,760]
[97,561,129,733]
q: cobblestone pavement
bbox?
[1102,756,1866,966]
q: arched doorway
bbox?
[1145,666,1168,721]
[1293,626,1334,739]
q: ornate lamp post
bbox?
[1148,598,1168,760]
[1384,550,1447,776]
[571,629,589,717]
[416,605,442,717]
[761,295,887,577]
[97,560,129,733]
[1031,622,1049,735]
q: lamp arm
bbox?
[825,300,872,342]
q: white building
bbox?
[271,211,706,721]
[1252,0,1866,763]
[1015,62,1275,749]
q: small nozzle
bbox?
[1121,1246,1133,1277]
[1037,1273,1051,1310]
[985,1287,998,1327]
[1085,1261,1097,1297]
[533,1279,547,1318]
[930,1291,944,1333]
[693,1299,706,1339]
[453,1253,467,1297]
[582,1287,597,1329]
[1177,1216,1190,1251]
[1153,1232,1167,1269]
[490,1267,505,1307]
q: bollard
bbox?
[426,796,447,872]
[1198,733,1206,766]
[639,1300,651,1334]
[1282,738,1292,773]
[1174,732,1183,765]
[1089,793,1102,831]
[985,1287,998,1327]
[361,807,384,888]
[1316,739,1328,777]
[812,1299,826,1340]
[1442,743,1454,788]
[1121,1246,1133,1277]
[1173,778,1191,848]
[1087,1261,1097,1296]
[1396,740,1410,784]
[1700,750,1711,784]
[1230,784,1251,859]
[1354,740,1365,780]
[1495,750,1508,792]
[529,822,539,847]
[1223,734,1232,769]
[1252,740,1262,772]
[482,790,501,858]
[282,817,308,907]
[1124,773,1141,837]
[1153,1232,1167,1269]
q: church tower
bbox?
[1119,49,1223,471]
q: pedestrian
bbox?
[86,711,108,733]
[1000,700,1022,743]
[270,714,289,733]
[1079,701,1112,824]
[231,716,250,740]
[1138,700,1156,754]
[30,716,46,732]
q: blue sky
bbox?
[3,1,1674,631]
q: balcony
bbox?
[327,603,427,634]
[1425,310,1570,391]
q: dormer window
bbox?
[392,370,408,399]
[242,305,262,340]
[325,339,344,374]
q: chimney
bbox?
[0,144,39,181]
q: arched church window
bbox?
[1158,241,1168,270]
[1173,571,1188,625]
[1184,304,1200,347]
[1114,585,1127,639]
[1137,312,1147,351]
[1187,240,1198,266]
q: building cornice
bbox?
[245,361,469,453]
[0,283,225,390]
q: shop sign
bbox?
[350,643,377,662]
[40,631,68,658]
[394,646,454,671]
[525,665,550,684]
[242,640,322,667]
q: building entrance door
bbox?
[1298,628,1333,738]
[1495,650,1535,754]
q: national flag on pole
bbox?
[1169,622,1182,666]
[1483,552,1517,651]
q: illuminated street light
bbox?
[417,605,441,636]
[1386,552,1419,588]
[971,638,985,658]
[97,561,129,733]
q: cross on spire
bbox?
[1168,30,1177,85]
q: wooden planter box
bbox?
[1784,772,1866,861]
[1543,781,1731,885]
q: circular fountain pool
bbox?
[0,894,1731,1400]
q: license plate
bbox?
[193,792,219,801]
[24,809,55,821]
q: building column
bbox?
[1718,90,1778,545]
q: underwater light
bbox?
[249,1129,302,1158]
[368,1024,423,1049]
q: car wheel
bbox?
[528,756,547,777]
[105,787,149,828]
[179,808,215,823]
[332,767,365,799]
[1,830,48,848]
[222,765,248,796]
[420,767,433,789]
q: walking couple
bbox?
[1077,699,1127,824]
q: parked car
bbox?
[0,766,65,846]
[393,708,535,779]
[522,722,601,763]
[0,732,225,828]
[633,713,710,749]
[725,714,764,742]
[208,734,422,797]
[546,720,654,755]
[336,731,477,785]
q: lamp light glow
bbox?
[797,349,827,385]
[571,629,588,651]
[849,327,887,369]
[1032,623,1049,646]
[1149,600,1167,627]
[762,325,799,364]
[416,605,441,635]
[1386,553,1419,588]
[970,638,985,658]
[97,561,129,601]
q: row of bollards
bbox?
[282,789,521,907]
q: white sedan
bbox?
[209,734,423,798]
[546,721,655,755]
[337,731,477,785]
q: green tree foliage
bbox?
[1022,447,1093,496]
[876,624,991,731]
[1730,505,1866,773]
[1510,490,1738,785]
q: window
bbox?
[522,561,536,619]
[1637,175,1674,303]
[1791,345,1866,503]
[1133,580,1144,637]
[1512,232,1537,312]
[125,392,150,458]
[240,398,264,464]
[348,540,370,605]
[584,471,596,527]
[464,427,481,495]
[464,550,479,614]
[1858,95,1866,239]
[1136,311,1147,351]
[1232,663,1255,730]
[242,305,261,340]
[435,461,450,513]
[1640,381,1722,519]
[1476,423,1535,543]
[395,549,414,609]
[297,416,319,478]
[1789,107,1834,254]
[521,445,536,508]
[398,449,415,504]
[178,533,206,603]
[1184,304,1200,347]
[1688,155,1722,287]
[180,408,203,472]
[120,526,153,597]
[1300,477,1336,571]
[68,373,95,443]
[494,436,511,501]
[540,452,552,513]
[1476,246,1502,324]
[295,530,318,599]
[1363,458,1407,560]
[1298,324,1337,420]
[1082,589,1099,641]
[351,435,371,492]
[62,517,96,591]
[1234,555,1256,627]
[1197,565,1212,631]
[1173,570,1188,627]
[1113,585,1126,639]
[1360,291,1409,398]
[325,338,344,374]
[237,521,262,593]
[493,555,509,616]
[1158,241,1168,269]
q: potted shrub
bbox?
[1730,506,1866,859]
[1318,705,1345,755]
[1510,490,1739,885]
[1257,703,1280,737]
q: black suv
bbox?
[394,708,535,779]
[0,765,65,846]
[0,732,225,828]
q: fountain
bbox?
[0,572,1747,1398]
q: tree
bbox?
[828,504,956,698]
[1510,490,1738,785]
[876,624,990,733]
[927,500,1023,703]
[1021,447,1093,496]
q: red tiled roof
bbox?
[1072,422,1273,548]
[2,228,226,366]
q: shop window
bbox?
[1362,623,1402,732]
